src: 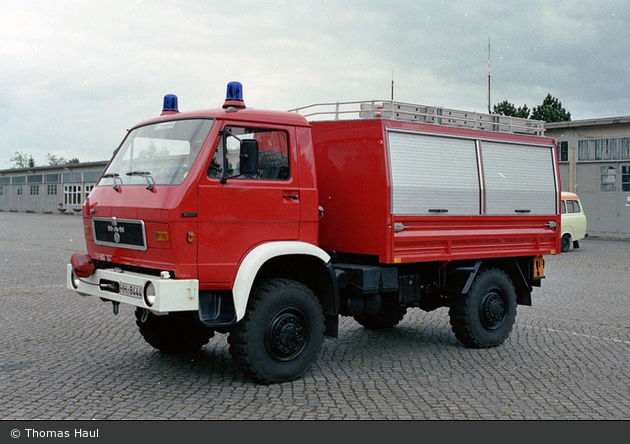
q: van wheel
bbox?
[448,268,517,348]
[228,279,325,384]
[560,234,571,253]
[561,234,571,252]
[135,309,214,353]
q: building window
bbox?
[601,166,617,192]
[29,185,40,195]
[63,172,82,182]
[0,186,4,195]
[45,173,60,183]
[27,175,43,184]
[85,185,94,200]
[622,166,630,192]
[15,186,23,195]
[64,185,82,205]
[579,137,630,161]
[47,184,58,195]
[557,141,569,162]
[83,170,104,182]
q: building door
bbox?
[619,164,630,235]
[596,164,619,235]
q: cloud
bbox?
[1,0,629,167]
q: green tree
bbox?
[530,94,571,122]
[10,151,36,168]
[493,100,530,118]
[46,153,66,165]
[46,153,80,165]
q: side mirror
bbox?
[240,139,259,175]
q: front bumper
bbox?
[66,264,199,314]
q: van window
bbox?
[562,199,581,214]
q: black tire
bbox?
[354,305,407,329]
[448,268,517,348]
[228,279,325,384]
[561,234,571,252]
[135,308,214,353]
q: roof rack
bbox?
[289,100,545,136]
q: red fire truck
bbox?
[68,82,560,384]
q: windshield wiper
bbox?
[102,173,123,191]
[126,171,156,191]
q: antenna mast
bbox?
[391,70,394,101]
[487,36,491,113]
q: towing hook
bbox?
[112,301,120,315]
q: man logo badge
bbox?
[114,232,121,243]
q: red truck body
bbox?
[311,118,559,263]
[68,83,560,383]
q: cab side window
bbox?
[208,126,289,180]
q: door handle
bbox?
[283,194,299,199]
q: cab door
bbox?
[197,123,300,286]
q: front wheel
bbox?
[448,268,517,348]
[228,279,325,384]
[135,309,214,353]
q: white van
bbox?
[561,192,587,252]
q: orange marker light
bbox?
[154,231,169,242]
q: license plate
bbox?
[120,282,143,299]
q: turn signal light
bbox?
[154,231,169,242]
[187,231,195,243]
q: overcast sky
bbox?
[1,0,629,167]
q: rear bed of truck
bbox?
[309,116,560,263]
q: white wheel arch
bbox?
[232,241,330,321]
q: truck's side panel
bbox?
[481,140,557,215]
[312,119,561,264]
[311,120,391,261]
[390,215,559,263]
[387,130,480,215]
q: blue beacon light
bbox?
[223,81,246,109]
[161,94,179,115]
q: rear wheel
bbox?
[135,309,214,353]
[228,279,325,384]
[448,268,517,348]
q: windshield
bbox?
[99,119,214,187]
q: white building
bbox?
[546,117,630,238]
[0,161,108,214]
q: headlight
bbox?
[144,282,156,307]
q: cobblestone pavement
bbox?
[1,211,629,420]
